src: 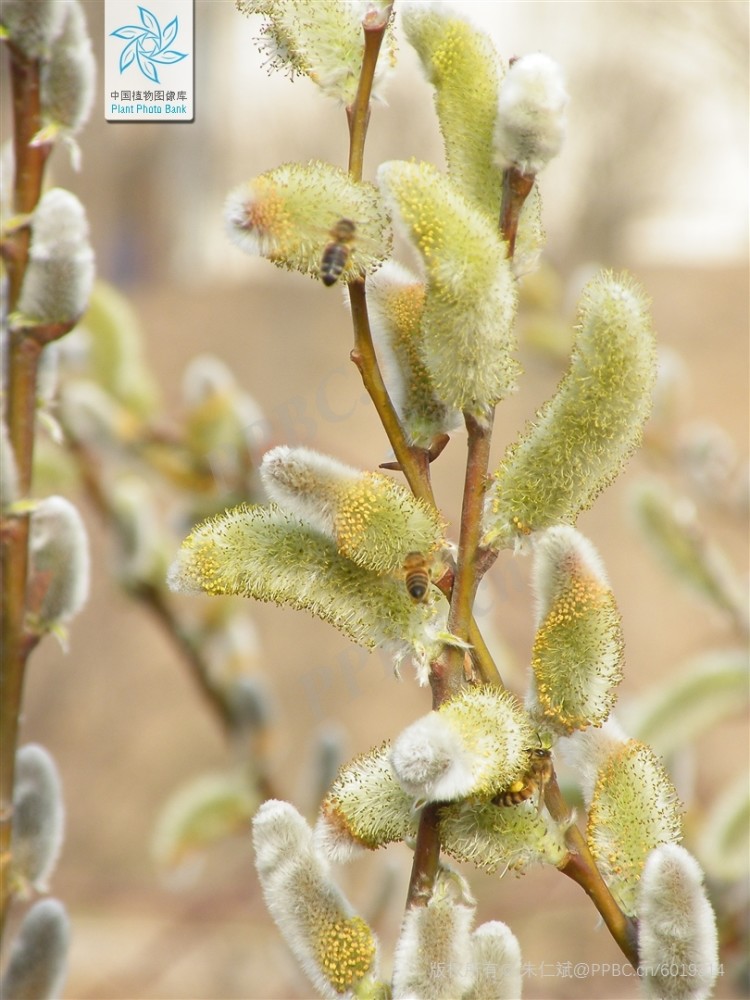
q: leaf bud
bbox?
[16,188,95,326]
[225,161,390,283]
[253,799,379,998]
[493,53,568,176]
[528,526,623,734]
[260,445,444,573]
[484,271,656,546]
[0,898,70,1000]
[10,744,65,894]
[377,159,519,418]
[390,687,534,804]
[637,844,719,1000]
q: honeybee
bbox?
[320,218,357,287]
[494,747,553,808]
[403,552,431,603]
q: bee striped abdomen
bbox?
[320,218,356,287]
[403,552,430,603]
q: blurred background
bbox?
[3,1,748,998]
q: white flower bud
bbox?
[39,1,95,139]
[493,53,568,175]
[0,898,70,1000]
[637,844,719,1000]
[0,0,67,58]
[392,886,475,1000]
[465,921,522,1000]
[11,744,65,893]
[16,188,95,325]
[27,495,90,638]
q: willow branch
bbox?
[0,46,54,937]
[545,775,638,967]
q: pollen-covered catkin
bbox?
[484,271,656,546]
[402,5,504,216]
[586,739,683,916]
[252,800,379,997]
[389,687,533,804]
[260,445,444,574]
[367,261,462,447]
[528,526,624,734]
[224,161,390,283]
[378,159,519,419]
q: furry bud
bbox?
[11,744,65,894]
[27,495,90,638]
[391,886,475,1000]
[0,0,67,58]
[39,1,95,144]
[0,898,70,1000]
[16,188,94,326]
[636,844,719,1000]
[465,921,522,1000]
[493,53,568,175]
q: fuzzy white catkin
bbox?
[637,844,719,1000]
[28,495,90,631]
[12,744,65,892]
[391,896,475,999]
[41,0,95,135]
[0,0,67,58]
[0,898,70,1000]
[465,921,522,1000]
[493,53,568,175]
[16,188,94,325]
